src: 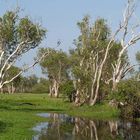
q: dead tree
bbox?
[111,0,140,91]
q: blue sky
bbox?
[0,0,140,77]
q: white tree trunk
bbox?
[54,80,59,98]
[111,1,140,91]
[49,85,53,97]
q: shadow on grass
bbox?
[0,121,13,133]
[0,103,65,113]
[0,98,66,113]
[12,108,64,112]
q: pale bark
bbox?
[49,85,53,97]
[109,121,118,135]
[89,27,121,105]
[49,79,60,98]
[89,53,99,104]
[49,60,62,98]
[72,0,140,105]
[75,89,80,104]
[54,80,59,98]
[112,1,140,91]
[90,121,98,140]
[0,49,49,89]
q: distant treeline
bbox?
[1,69,49,94]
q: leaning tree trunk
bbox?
[111,0,140,91]
[89,38,112,106]
[90,120,99,140]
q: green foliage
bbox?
[31,78,49,93]
[39,48,69,81]
[38,48,70,97]
[110,80,140,101]
[109,79,140,118]
[93,18,110,40]
[0,10,46,88]
[70,16,128,103]
[2,66,21,93]
[0,11,17,46]
[31,83,49,93]
[59,80,75,96]
[18,17,46,47]
[0,10,46,57]
[5,66,21,82]
[0,94,119,139]
[20,75,39,93]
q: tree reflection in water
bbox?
[33,113,140,140]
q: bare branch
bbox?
[1,51,49,88]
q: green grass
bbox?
[0,93,120,140]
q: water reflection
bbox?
[32,113,140,140]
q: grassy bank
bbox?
[0,93,119,140]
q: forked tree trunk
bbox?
[89,39,112,106]
[90,121,99,140]
[109,121,118,135]
[49,80,59,98]
[111,1,140,91]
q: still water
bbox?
[32,113,140,140]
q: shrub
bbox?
[31,83,49,93]
[59,81,75,97]
[109,79,140,118]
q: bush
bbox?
[31,83,49,93]
[59,81,75,97]
[109,79,140,118]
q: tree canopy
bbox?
[0,10,46,88]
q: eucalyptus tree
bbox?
[71,0,140,106]
[0,10,46,89]
[110,0,140,91]
[38,48,69,97]
[17,75,38,93]
[71,17,122,105]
